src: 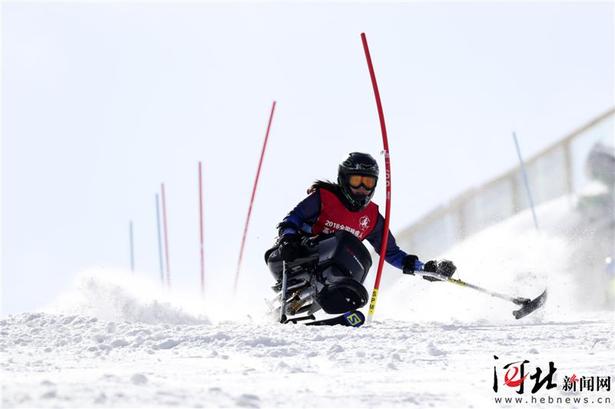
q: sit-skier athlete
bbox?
[265,152,457,319]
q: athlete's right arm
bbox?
[277,191,321,237]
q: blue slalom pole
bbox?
[513,132,539,231]
[155,193,164,284]
[129,220,135,272]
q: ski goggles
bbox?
[348,175,377,189]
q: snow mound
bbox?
[379,194,614,324]
[46,269,210,325]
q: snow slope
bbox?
[2,194,614,408]
[2,310,613,408]
[379,193,614,324]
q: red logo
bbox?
[504,366,528,388]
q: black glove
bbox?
[423,259,456,282]
[402,255,420,275]
[277,234,303,262]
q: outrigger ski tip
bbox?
[512,289,547,319]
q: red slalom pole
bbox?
[361,33,392,323]
[233,101,277,294]
[198,161,205,295]
[161,183,171,289]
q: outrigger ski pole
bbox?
[415,270,547,319]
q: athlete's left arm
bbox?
[365,214,409,269]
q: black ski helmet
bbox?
[337,152,379,211]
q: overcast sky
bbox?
[2,1,613,315]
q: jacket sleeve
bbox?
[365,213,409,270]
[277,190,321,237]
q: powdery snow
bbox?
[2,311,613,408]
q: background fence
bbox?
[396,108,615,259]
